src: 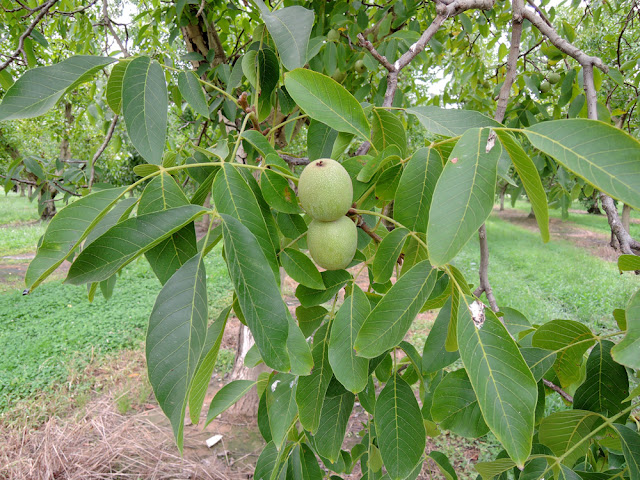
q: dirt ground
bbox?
[0,211,624,479]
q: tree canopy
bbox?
[1,0,640,479]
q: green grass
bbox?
[512,200,640,238]
[0,223,46,256]
[454,213,639,329]
[0,192,41,224]
[0,249,233,411]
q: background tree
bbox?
[1,1,640,479]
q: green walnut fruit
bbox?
[327,29,340,42]
[331,69,347,83]
[298,158,353,221]
[548,72,561,84]
[540,80,551,93]
[307,217,357,270]
[355,59,367,75]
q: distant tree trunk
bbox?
[587,191,602,214]
[499,184,507,211]
[19,184,25,196]
[528,207,535,219]
[228,325,268,418]
[622,204,631,233]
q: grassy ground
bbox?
[454,214,638,329]
[512,199,640,238]
[0,249,234,412]
[0,192,41,224]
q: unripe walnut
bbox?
[307,217,357,270]
[298,158,353,221]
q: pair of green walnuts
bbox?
[298,159,357,271]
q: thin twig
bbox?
[543,379,573,403]
[0,0,59,73]
[89,115,119,188]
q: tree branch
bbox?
[0,174,37,186]
[524,0,640,260]
[89,114,118,188]
[102,0,128,56]
[543,379,573,403]
[0,0,59,73]
[280,154,310,166]
[521,7,608,73]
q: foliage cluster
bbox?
[1,1,639,480]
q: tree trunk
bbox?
[228,324,268,418]
[528,207,535,219]
[622,204,631,234]
[499,184,507,211]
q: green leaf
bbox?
[355,260,436,358]
[242,130,279,158]
[138,173,198,284]
[0,55,116,121]
[520,347,556,382]
[328,285,370,394]
[394,147,443,235]
[357,147,401,183]
[573,340,630,417]
[284,68,371,140]
[532,319,596,387]
[429,452,458,480]
[371,109,407,155]
[427,128,501,266]
[310,392,355,463]
[106,59,131,114]
[22,156,45,180]
[267,373,299,449]
[431,369,489,438]
[457,301,537,467]
[261,169,301,214]
[307,120,338,161]
[407,106,501,137]
[475,458,517,480]
[213,163,280,278]
[295,305,327,337]
[281,248,324,290]
[221,215,290,371]
[66,205,206,285]
[618,255,640,272]
[375,374,425,480]
[295,269,351,307]
[255,1,314,71]
[255,442,280,480]
[146,255,208,451]
[296,326,332,434]
[524,120,640,210]
[25,187,127,290]
[613,424,640,480]
[178,71,209,118]
[287,316,313,376]
[496,131,549,242]
[291,443,324,480]
[372,228,409,284]
[422,298,460,374]
[122,56,168,165]
[188,306,231,424]
[538,410,602,467]
[206,380,256,424]
[612,289,640,369]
